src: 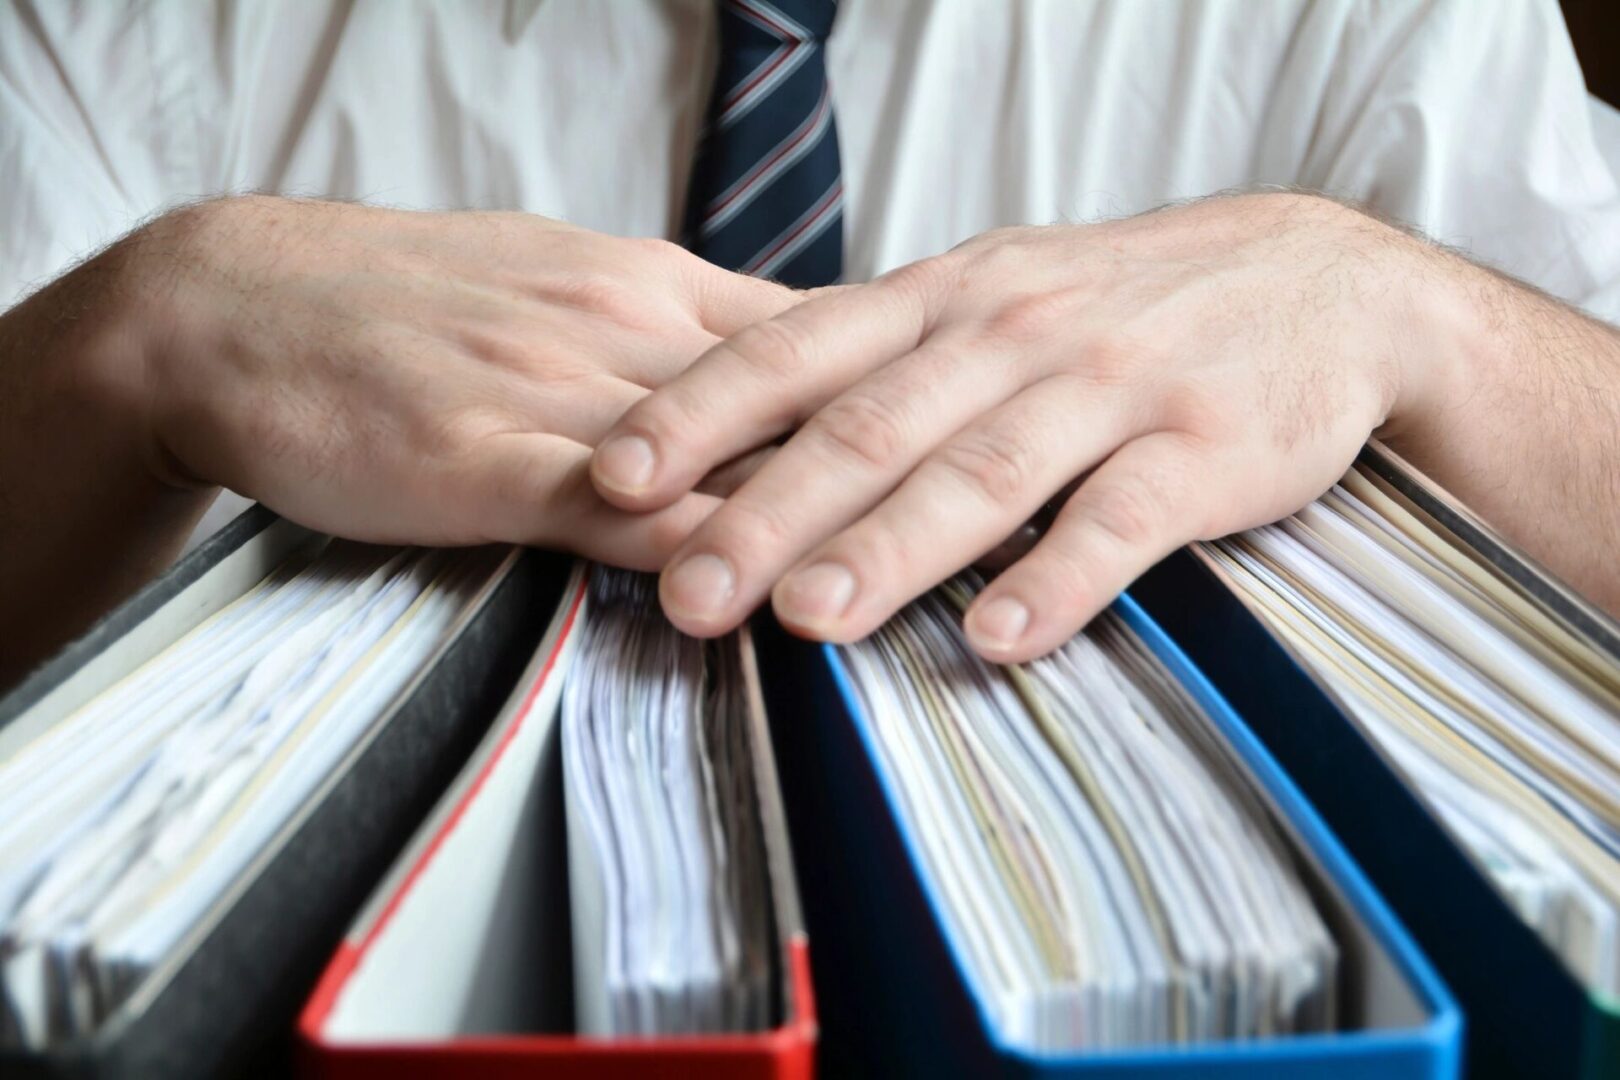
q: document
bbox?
[836,575,1338,1053]
[1204,462,1620,997]
[0,543,506,1049]
[561,569,774,1037]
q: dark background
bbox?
[1562,0,1617,106]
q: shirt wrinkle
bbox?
[5,0,136,207]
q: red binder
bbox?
[297,567,817,1079]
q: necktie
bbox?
[684,0,843,289]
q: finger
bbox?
[963,431,1215,663]
[577,310,722,389]
[453,431,720,568]
[421,273,722,390]
[972,478,1087,571]
[973,522,1045,572]
[494,372,650,446]
[504,297,723,390]
[694,444,777,498]
[765,380,1136,642]
[590,267,940,511]
[653,336,1031,635]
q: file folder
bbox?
[298,565,817,1079]
[1132,442,1620,1080]
[0,509,566,1079]
[754,598,1462,1078]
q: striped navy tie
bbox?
[685,0,843,289]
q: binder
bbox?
[1131,442,1620,1080]
[0,510,566,1079]
[753,597,1463,1078]
[297,565,817,1079]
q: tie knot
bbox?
[720,0,837,46]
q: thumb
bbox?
[453,431,719,568]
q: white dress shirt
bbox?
[4,0,1619,318]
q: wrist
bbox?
[106,201,273,493]
[1370,234,1498,448]
[70,221,220,493]
[0,230,220,676]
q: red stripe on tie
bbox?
[703,91,830,223]
[721,42,797,112]
[742,181,842,276]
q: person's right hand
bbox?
[100,196,801,567]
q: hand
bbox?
[103,196,801,566]
[589,193,1466,659]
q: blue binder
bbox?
[1133,452,1620,1080]
[753,596,1461,1079]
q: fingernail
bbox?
[968,596,1030,651]
[594,435,657,494]
[663,553,735,620]
[777,562,857,624]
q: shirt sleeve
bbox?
[0,1,195,309]
[1295,0,1620,323]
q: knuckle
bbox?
[1084,475,1172,550]
[1154,381,1221,437]
[709,494,795,561]
[622,235,705,292]
[728,317,815,379]
[839,523,907,583]
[432,405,514,457]
[878,253,963,323]
[987,290,1071,345]
[880,256,949,302]
[455,324,535,372]
[548,272,644,324]
[1024,548,1101,613]
[950,224,1029,261]
[934,431,1033,506]
[961,227,1041,277]
[620,384,707,454]
[978,283,1082,346]
[805,392,911,472]
[626,235,687,264]
[1076,329,1146,388]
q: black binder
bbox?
[0,510,566,1078]
[1132,442,1620,1080]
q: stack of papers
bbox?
[837,575,1338,1053]
[1206,463,1620,997]
[561,569,773,1037]
[0,543,503,1049]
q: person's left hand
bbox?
[588,193,1468,661]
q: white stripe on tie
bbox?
[701,87,833,238]
[741,179,843,278]
[730,0,813,42]
[718,41,816,131]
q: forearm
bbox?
[0,238,214,688]
[1380,254,1620,615]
